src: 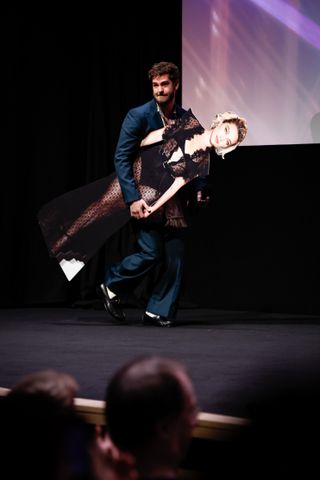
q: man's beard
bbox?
[155,91,175,107]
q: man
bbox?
[104,355,198,480]
[99,61,208,327]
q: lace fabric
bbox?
[38,109,208,278]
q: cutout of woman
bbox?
[38,109,247,280]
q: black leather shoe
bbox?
[98,284,125,321]
[142,313,173,327]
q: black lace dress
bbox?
[37,109,210,280]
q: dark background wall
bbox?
[2,4,320,313]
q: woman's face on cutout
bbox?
[210,122,238,149]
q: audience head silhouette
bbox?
[104,355,198,477]
[12,369,79,407]
[0,389,93,480]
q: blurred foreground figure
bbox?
[103,355,199,480]
[11,369,79,407]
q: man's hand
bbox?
[130,199,150,219]
[192,176,211,210]
[188,184,211,216]
[196,190,210,206]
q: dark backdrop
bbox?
[2,4,320,313]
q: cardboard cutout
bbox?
[38,110,210,280]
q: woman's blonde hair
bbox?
[210,111,248,159]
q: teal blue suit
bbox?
[104,99,189,319]
[114,99,187,204]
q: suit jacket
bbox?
[113,99,187,205]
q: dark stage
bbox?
[1,306,320,419]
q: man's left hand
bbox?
[196,190,210,206]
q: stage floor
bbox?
[1,306,320,417]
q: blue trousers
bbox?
[104,222,186,319]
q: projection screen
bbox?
[182,0,320,146]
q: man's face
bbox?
[151,74,178,106]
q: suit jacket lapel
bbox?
[146,100,163,130]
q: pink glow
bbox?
[249,0,320,50]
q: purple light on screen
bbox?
[249,0,320,50]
